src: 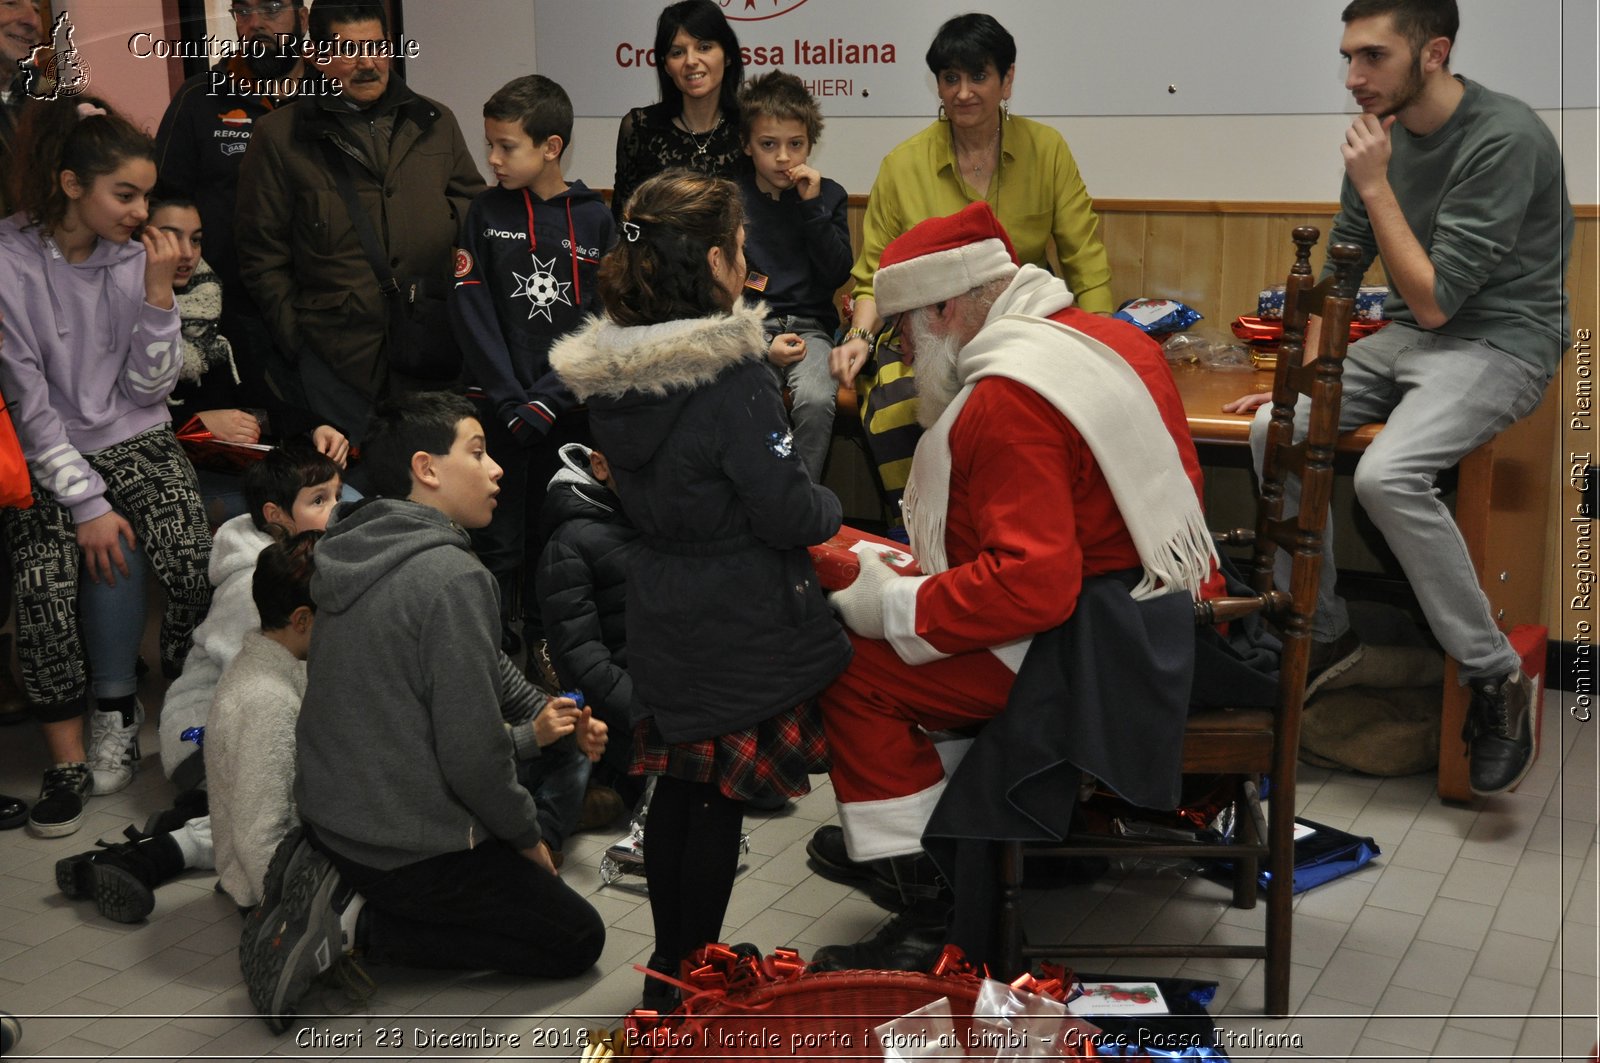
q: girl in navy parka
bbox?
[0,97,211,837]
[551,170,850,1010]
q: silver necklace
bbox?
[959,127,1001,181]
[678,113,722,159]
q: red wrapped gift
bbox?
[808,525,921,591]
[175,414,272,474]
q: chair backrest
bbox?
[1249,227,1362,728]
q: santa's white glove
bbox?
[827,549,898,639]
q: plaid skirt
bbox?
[632,700,831,802]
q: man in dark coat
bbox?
[235,0,483,439]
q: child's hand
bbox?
[522,840,559,875]
[533,696,580,747]
[140,226,182,310]
[575,707,608,763]
[767,332,806,368]
[197,408,262,444]
[312,424,351,468]
[77,510,137,586]
[788,163,822,201]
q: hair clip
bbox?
[621,221,642,244]
[76,102,108,118]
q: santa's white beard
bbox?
[912,329,963,428]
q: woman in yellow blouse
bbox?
[830,13,1113,387]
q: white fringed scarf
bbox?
[903,266,1216,601]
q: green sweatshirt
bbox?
[1328,77,1573,374]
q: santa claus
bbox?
[809,202,1220,972]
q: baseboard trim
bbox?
[1547,639,1595,694]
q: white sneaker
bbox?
[88,703,143,795]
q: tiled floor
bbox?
[0,682,1593,1061]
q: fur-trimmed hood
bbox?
[550,302,767,403]
[551,303,768,473]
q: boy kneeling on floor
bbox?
[240,393,606,1034]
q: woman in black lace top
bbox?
[612,0,747,222]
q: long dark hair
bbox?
[599,169,742,328]
[11,95,155,233]
[653,0,743,115]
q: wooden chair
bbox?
[994,227,1365,1017]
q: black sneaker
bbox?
[809,903,951,973]
[0,793,26,831]
[55,826,184,923]
[240,832,347,1034]
[1465,669,1538,796]
[1304,629,1365,699]
[28,763,91,838]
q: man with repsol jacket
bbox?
[450,74,616,653]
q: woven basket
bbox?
[633,969,982,1061]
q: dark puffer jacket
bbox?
[550,303,851,742]
[534,443,640,727]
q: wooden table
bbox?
[1171,363,1557,802]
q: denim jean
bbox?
[766,315,838,482]
[517,741,592,850]
[1249,323,1549,679]
[78,536,148,700]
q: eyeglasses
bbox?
[230,2,291,20]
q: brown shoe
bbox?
[578,785,625,832]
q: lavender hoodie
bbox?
[0,213,182,523]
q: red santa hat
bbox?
[872,202,1021,317]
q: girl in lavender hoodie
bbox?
[0,97,212,838]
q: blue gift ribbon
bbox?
[181,726,204,749]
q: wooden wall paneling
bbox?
[1098,210,1149,308]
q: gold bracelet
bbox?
[843,326,873,344]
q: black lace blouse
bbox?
[611,101,748,222]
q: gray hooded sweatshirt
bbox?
[294,497,544,869]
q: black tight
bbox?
[643,776,746,969]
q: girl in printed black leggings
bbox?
[0,96,211,837]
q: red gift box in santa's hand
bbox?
[808,526,921,591]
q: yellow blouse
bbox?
[850,115,1113,314]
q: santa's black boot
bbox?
[810,850,952,972]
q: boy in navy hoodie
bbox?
[451,74,615,651]
[735,71,853,483]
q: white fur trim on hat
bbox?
[873,238,1017,317]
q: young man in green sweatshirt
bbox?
[1236,0,1572,797]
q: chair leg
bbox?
[1264,783,1295,1017]
[1234,782,1259,910]
[998,841,1026,978]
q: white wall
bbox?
[401,1,1598,204]
[51,1,1595,203]
[57,0,177,135]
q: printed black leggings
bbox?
[1,425,212,722]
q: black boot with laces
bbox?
[55,825,185,923]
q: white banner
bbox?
[533,0,1589,119]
